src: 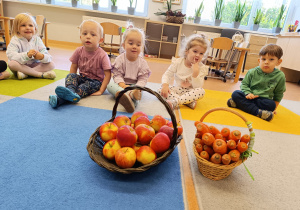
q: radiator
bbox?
[82,16,127,45]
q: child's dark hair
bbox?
[259,44,283,59]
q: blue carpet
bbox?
[0,98,184,210]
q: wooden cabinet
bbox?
[276,35,300,83]
[244,33,277,70]
[144,20,182,59]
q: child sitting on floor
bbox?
[227,44,286,121]
[6,13,56,80]
[49,19,111,108]
[106,23,151,113]
[158,34,210,110]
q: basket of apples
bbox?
[193,107,256,181]
[87,86,183,174]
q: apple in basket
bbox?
[99,122,119,142]
[150,115,167,132]
[135,124,156,145]
[158,125,174,141]
[117,125,138,147]
[166,121,183,136]
[115,147,137,169]
[102,139,121,160]
[136,146,157,165]
[150,132,170,154]
[131,111,148,124]
[134,116,151,128]
[113,115,131,128]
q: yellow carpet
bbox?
[0,69,68,97]
[180,89,300,135]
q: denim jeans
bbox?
[231,90,276,116]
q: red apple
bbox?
[150,115,167,132]
[99,122,119,142]
[135,124,156,145]
[113,115,131,128]
[150,132,170,154]
[132,145,141,153]
[117,125,138,147]
[115,147,136,168]
[166,121,173,128]
[102,139,121,160]
[131,111,148,124]
[136,146,157,165]
[158,125,174,141]
[166,121,183,136]
[134,116,151,128]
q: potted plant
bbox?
[128,0,137,15]
[92,0,99,10]
[251,9,263,31]
[111,0,117,12]
[71,0,78,7]
[194,1,204,24]
[214,0,225,26]
[272,4,286,34]
[233,0,246,29]
[154,0,186,24]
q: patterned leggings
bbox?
[65,73,102,98]
[157,86,205,105]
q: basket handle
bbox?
[108,85,179,148]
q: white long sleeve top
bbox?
[162,57,208,89]
[6,35,52,65]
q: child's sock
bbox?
[17,71,28,80]
[116,91,135,113]
[55,86,80,103]
[42,70,56,79]
[184,100,197,110]
[257,109,274,121]
[227,98,237,108]
[128,89,142,101]
[166,99,178,110]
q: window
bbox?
[23,0,149,17]
[183,0,291,32]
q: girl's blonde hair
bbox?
[79,19,104,38]
[12,13,38,37]
[180,33,210,60]
[120,22,146,56]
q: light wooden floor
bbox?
[1,43,299,101]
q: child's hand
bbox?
[34,52,44,60]
[27,49,37,58]
[91,91,103,96]
[246,93,259,100]
[161,84,170,98]
[192,58,200,77]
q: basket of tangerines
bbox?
[193,107,255,181]
[87,86,183,174]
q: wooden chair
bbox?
[205,37,235,82]
[100,22,122,58]
[0,16,14,49]
[34,15,50,50]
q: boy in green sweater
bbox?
[227,44,286,121]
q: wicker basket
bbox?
[193,107,255,180]
[166,15,176,23]
[87,86,183,174]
